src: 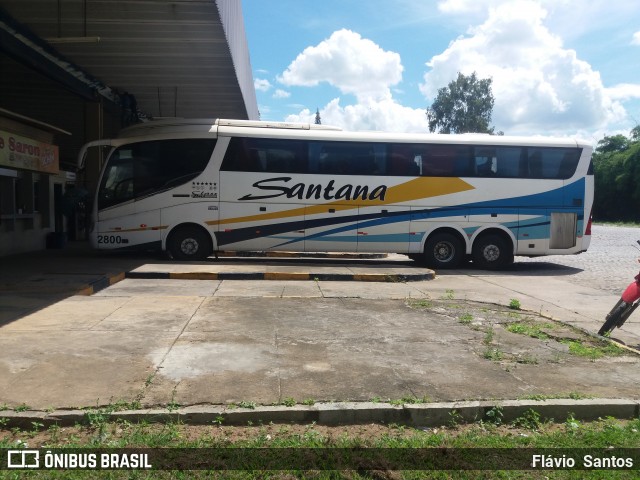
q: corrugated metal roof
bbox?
[0,0,258,120]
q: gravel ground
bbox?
[515,224,640,295]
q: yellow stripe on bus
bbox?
[207,177,474,226]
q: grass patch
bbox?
[483,327,494,345]
[442,289,455,300]
[519,392,594,401]
[2,417,640,477]
[408,299,433,309]
[505,321,554,340]
[389,395,431,405]
[561,339,626,360]
[515,354,538,364]
[483,347,504,361]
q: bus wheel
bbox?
[168,226,212,261]
[472,234,513,270]
[423,232,464,269]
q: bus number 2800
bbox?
[98,235,128,245]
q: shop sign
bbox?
[0,129,59,174]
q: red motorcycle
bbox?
[598,240,640,336]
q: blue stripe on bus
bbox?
[216,179,586,247]
[271,234,418,244]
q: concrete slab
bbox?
[281,281,324,297]
[94,278,221,297]
[1,296,131,331]
[0,329,172,408]
[213,280,287,297]
[318,281,430,299]
[94,296,205,332]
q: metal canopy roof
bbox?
[0,0,258,120]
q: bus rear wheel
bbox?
[472,234,513,270]
[168,225,212,261]
[423,232,464,269]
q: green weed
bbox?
[513,408,542,430]
[561,339,625,360]
[506,321,551,340]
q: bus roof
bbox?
[117,118,341,138]
[114,118,591,149]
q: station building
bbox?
[0,0,258,255]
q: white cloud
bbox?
[254,78,271,92]
[285,98,429,133]
[279,29,429,132]
[437,0,500,15]
[607,84,640,100]
[632,31,640,45]
[273,89,291,99]
[278,29,403,102]
[421,0,627,135]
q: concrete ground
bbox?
[1,241,639,426]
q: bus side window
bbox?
[221,137,250,171]
[557,151,580,179]
[493,147,524,178]
[528,150,543,178]
[424,147,455,176]
[474,148,497,177]
[262,140,307,173]
[98,139,216,209]
[388,145,419,176]
[454,147,474,176]
[527,148,580,179]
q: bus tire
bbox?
[167,225,212,261]
[423,232,464,269]
[472,234,513,270]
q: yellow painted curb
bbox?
[264,272,310,281]
[352,274,392,282]
[76,286,94,296]
[169,272,220,280]
[109,272,126,284]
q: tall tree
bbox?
[592,128,640,222]
[596,134,629,154]
[314,108,322,125]
[427,72,496,134]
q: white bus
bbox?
[78,118,594,269]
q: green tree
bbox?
[314,108,321,125]
[427,72,496,134]
[592,128,640,222]
[595,134,629,154]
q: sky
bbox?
[242,0,640,143]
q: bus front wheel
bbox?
[168,225,212,261]
[423,232,464,269]
[472,234,513,270]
